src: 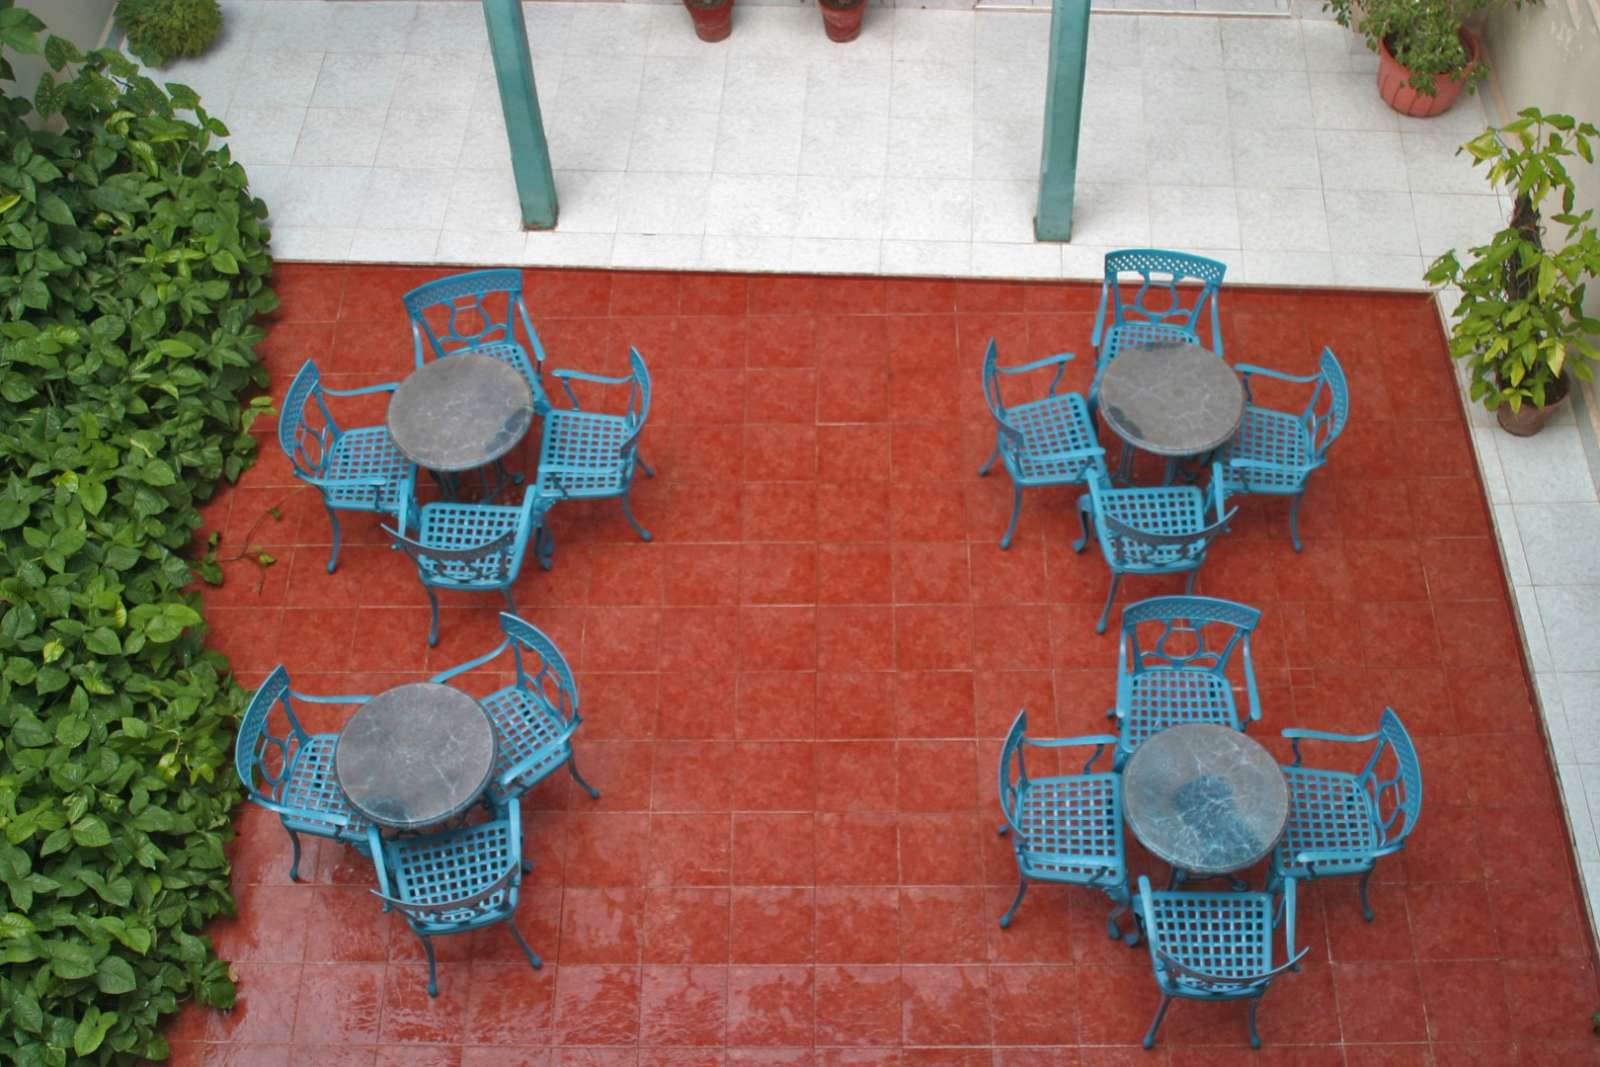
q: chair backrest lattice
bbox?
[1121,596,1260,676]
[236,666,308,807]
[403,269,545,364]
[980,340,1026,454]
[1102,249,1227,345]
[1303,347,1351,462]
[1361,708,1423,849]
[389,526,519,589]
[504,612,579,725]
[372,816,520,928]
[278,360,340,479]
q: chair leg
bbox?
[1247,997,1263,1049]
[1072,495,1092,553]
[978,444,1000,477]
[637,452,656,479]
[997,822,1009,836]
[285,825,303,882]
[325,507,343,574]
[1096,573,1121,635]
[999,483,1023,550]
[1359,867,1375,922]
[621,491,652,542]
[421,936,439,997]
[998,876,1028,929]
[509,923,544,971]
[535,526,554,571]
[568,757,601,801]
[500,588,517,614]
[1142,994,1172,1050]
[1107,898,1131,942]
[1184,569,1198,595]
[425,586,441,647]
[1289,492,1304,553]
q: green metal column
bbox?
[482,0,558,229]
[1034,0,1091,241]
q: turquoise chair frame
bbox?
[1268,707,1422,921]
[1215,347,1350,553]
[403,268,547,406]
[1072,466,1237,634]
[977,338,1106,549]
[369,802,540,997]
[1135,874,1307,1049]
[235,666,373,880]
[278,359,414,573]
[535,347,655,551]
[430,612,600,808]
[1091,249,1227,367]
[997,711,1135,943]
[1112,596,1263,767]
[385,487,551,647]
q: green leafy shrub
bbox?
[116,0,222,68]
[0,6,275,1064]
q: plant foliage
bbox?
[0,5,275,1063]
[1425,109,1600,412]
[116,0,223,68]
[1322,0,1535,96]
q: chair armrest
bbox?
[428,638,513,684]
[1032,444,1107,465]
[551,367,632,385]
[997,352,1075,397]
[1025,732,1121,773]
[1240,637,1262,723]
[289,690,375,704]
[1293,845,1398,868]
[1282,726,1382,767]
[1092,281,1110,347]
[321,381,401,397]
[1233,364,1322,384]
[1227,457,1306,475]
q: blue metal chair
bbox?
[997,711,1135,943]
[1072,466,1237,634]
[384,487,551,647]
[369,802,540,997]
[1214,347,1350,553]
[235,666,372,880]
[1268,708,1422,922]
[403,268,546,404]
[1135,874,1307,1050]
[977,338,1106,549]
[1092,249,1226,367]
[1112,596,1262,767]
[278,359,414,573]
[535,346,654,551]
[430,612,599,809]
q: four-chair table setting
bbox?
[241,252,1423,1045]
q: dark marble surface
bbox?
[1099,341,1245,457]
[1123,722,1289,876]
[334,683,496,829]
[386,354,535,472]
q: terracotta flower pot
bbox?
[819,0,865,43]
[683,0,733,43]
[1495,376,1569,437]
[1376,29,1479,117]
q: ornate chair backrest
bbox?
[1360,708,1423,851]
[1120,595,1260,677]
[235,666,310,809]
[388,526,519,590]
[980,339,1025,456]
[403,269,540,360]
[370,810,521,930]
[619,347,652,464]
[998,710,1032,834]
[1139,876,1306,998]
[1100,512,1233,571]
[278,360,339,480]
[1101,249,1227,342]
[501,612,580,727]
[1303,347,1350,463]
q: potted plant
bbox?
[818,0,867,43]
[1322,0,1532,117]
[1424,109,1600,436]
[116,0,223,66]
[682,0,734,42]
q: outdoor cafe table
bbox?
[386,353,536,478]
[1122,722,1289,882]
[1097,340,1245,482]
[334,683,496,830]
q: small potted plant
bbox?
[818,0,867,42]
[682,0,734,42]
[1322,0,1532,117]
[1424,109,1600,436]
[116,0,223,66]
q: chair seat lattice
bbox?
[537,410,632,497]
[1007,393,1100,483]
[1014,774,1125,884]
[386,818,518,932]
[1276,766,1381,875]
[482,685,571,799]
[1101,321,1200,365]
[1146,890,1275,985]
[449,341,538,391]
[1123,669,1237,747]
[280,734,368,838]
[321,427,411,512]
[1218,407,1314,493]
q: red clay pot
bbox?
[819,0,865,43]
[684,0,733,42]
[1376,29,1479,117]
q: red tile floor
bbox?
[171,264,1600,1066]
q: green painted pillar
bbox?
[482,0,558,229]
[1034,0,1091,242]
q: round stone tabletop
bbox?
[1123,723,1289,877]
[386,354,536,473]
[1098,341,1245,457]
[335,683,496,830]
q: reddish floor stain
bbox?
[171,265,1600,1065]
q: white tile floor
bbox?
[164,1,1510,286]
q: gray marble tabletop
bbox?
[386,354,536,473]
[334,683,496,830]
[1122,723,1289,877]
[1098,341,1245,457]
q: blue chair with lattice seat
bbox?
[384,487,550,647]
[997,711,1135,943]
[279,359,415,574]
[403,269,546,404]
[978,338,1106,549]
[1135,874,1307,1049]
[430,612,599,808]
[369,802,539,997]
[1092,249,1226,368]
[1073,467,1236,634]
[1112,596,1262,767]
[1268,708,1421,922]
[534,346,654,554]
[236,666,373,880]
[1214,347,1349,553]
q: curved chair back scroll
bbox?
[1096,249,1227,357]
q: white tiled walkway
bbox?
[170,1,1508,285]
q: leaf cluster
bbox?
[1425,109,1600,412]
[0,6,276,1063]
[116,0,223,69]
[1322,0,1535,96]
